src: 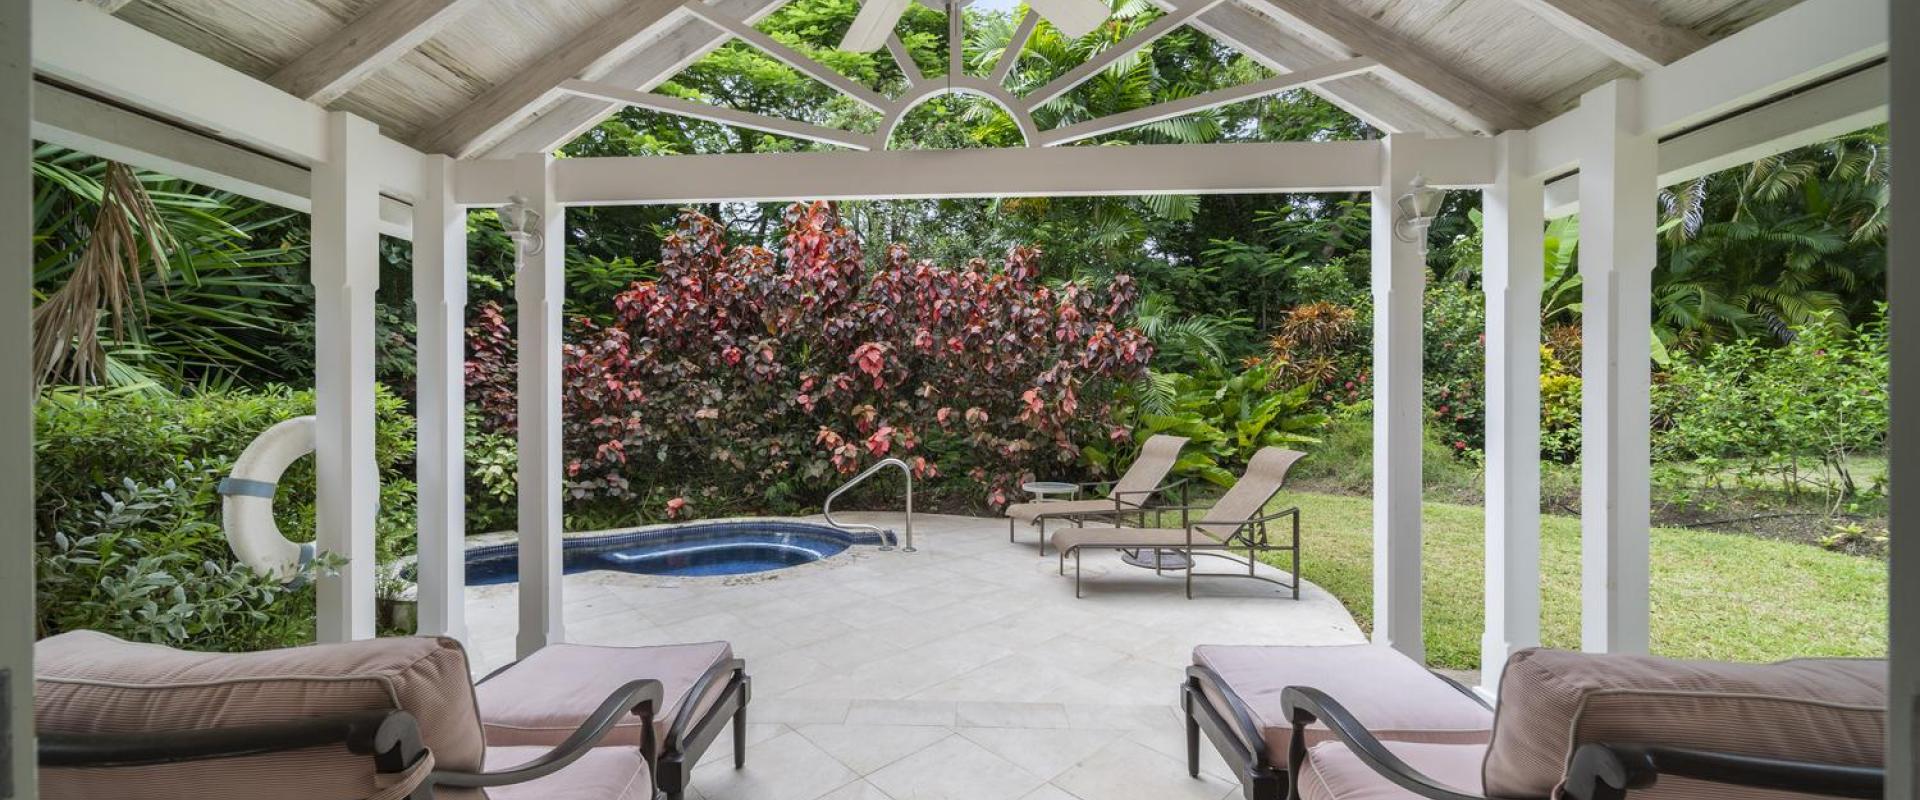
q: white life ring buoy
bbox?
[220,415,318,582]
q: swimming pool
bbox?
[463,520,891,584]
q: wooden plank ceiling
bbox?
[102,0,1804,157]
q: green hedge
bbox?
[34,386,416,651]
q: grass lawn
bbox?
[1252,491,1888,670]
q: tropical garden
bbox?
[27,0,1888,667]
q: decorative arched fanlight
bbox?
[839,0,1110,51]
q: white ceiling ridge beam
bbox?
[1525,0,1887,177]
[545,140,1386,205]
[1249,0,1547,132]
[89,0,136,13]
[681,2,892,112]
[1023,0,1230,110]
[1189,3,1464,136]
[270,0,486,105]
[1502,0,1705,72]
[414,0,686,156]
[32,0,427,200]
[990,11,1042,85]
[1038,56,1374,145]
[558,78,880,149]
[888,34,924,87]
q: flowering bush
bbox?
[468,202,1153,515]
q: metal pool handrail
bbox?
[822,457,915,552]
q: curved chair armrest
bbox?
[1563,743,1886,800]
[1185,664,1274,770]
[1281,686,1486,800]
[431,679,664,789]
[666,658,748,749]
[1426,670,1492,710]
[40,709,425,773]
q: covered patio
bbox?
[2,0,1915,795]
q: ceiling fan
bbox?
[839,0,1111,51]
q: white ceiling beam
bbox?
[32,82,415,238]
[89,0,136,12]
[413,0,686,156]
[1023,0,1229,110]
[32,0,426,201]
[548,140,1383,204]
[1249,0,1548,131]
[558,78,881,149]
[888,34,923,87]
[1502,0,1704,72]
[682,3,890,111]
[1038,56,1374,145]
[1190,3,1464,136]
[990,11,1041,85]
[1527,0,1887,178]
[1542,61,1888,215]
[270,0,485,105]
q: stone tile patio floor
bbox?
[464,512,1366,800]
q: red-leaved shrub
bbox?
[467,202,1152,513]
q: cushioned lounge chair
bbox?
[33,630,750,800]
[1004,433,1190,556]
[1186,643,1888,800]
[1052,446,1305,598]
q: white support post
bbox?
[514,153,566,658]
[413,154,467,642]
[1371,132,1426,662]
[1479,130,1544,694]
[312,111,383,642]
[1886,0,1916,791]
[3,1,37,797]
[1576,79,1655,655]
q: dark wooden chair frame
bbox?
[1009,477,1192,556]
[1180,663,1487,800]
[40,679,671,800]
[477,653,751,800]
[1276,686,1884,800]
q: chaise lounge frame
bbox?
[476,652,751,800]
[1180,661,1487,800]
[1275,686,1885,800]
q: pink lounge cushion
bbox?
[483,746,654,800]
[1191,644,1493,767]
[478,641,736,750]
[35,630,487,800]
[1298,741,1486,800]
[1483,648,1889,800]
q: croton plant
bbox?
[467,202,1153,514]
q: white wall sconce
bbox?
[1392,174,1446,248]
[499,195,546,257]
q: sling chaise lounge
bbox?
[1185,643,1887,800]
[1052,446,1305,598]
[33,630,750,800]
[1004,433,1189,556]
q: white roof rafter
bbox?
[1502,0,1707,72]
[1022,0,1231,110]
[1037,56,1376,145]
[681,2,892,112]
[269,0,486,104]
[558,78,881,150]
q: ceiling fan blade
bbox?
[1026,0,1110,39]
[840,0,913,51]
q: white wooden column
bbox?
[413,154,467,642]
[1479,130,1544,694]
[3,1,37,796]
[1371,132,1426,661]
[514,153,566,658]
[1576,79,1655,654]
[1886,0,1917,791]
[312,111,382,642]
